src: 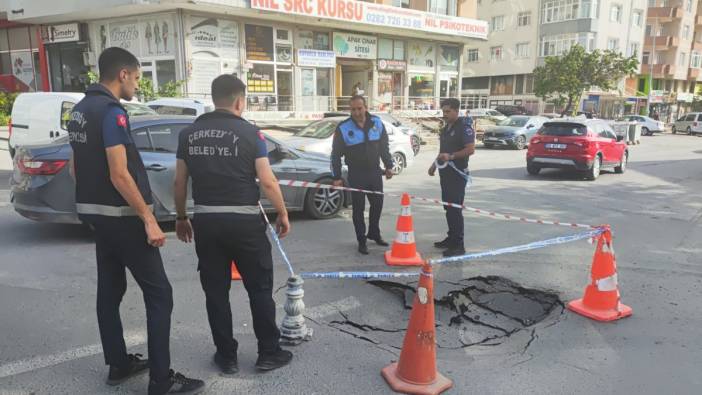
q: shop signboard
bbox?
[43,23,80,44]
[250,0,488,40]
[297,49,336,68]
[677,92,694,103]
[11,51,34,89]
[189,17,240,59]
[378,59,406,71]
[108,22,140,53]
[333,32,377,59]
[247,64,275,93]
[649,90,666,104]
[97,15,177,57]
[245,24,274,62]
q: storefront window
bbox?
[394,41,405,60]
[409,74,435,109]
[247,63,275,94]
[297,30,330,50]
[0,30,8,51]
[408,42,435,69]
[0,53,10,75]
[491,75,514,95]
[379,39,393,59]
[438,46,459,72]
[156,60,176,89]
[9,27,31,50]
[245,25,274,62]
[316,69,330,96]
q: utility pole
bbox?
[647,16,658,116]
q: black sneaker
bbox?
[367,236,389,247]
[255,348,293,371]
[358,242,369,255]
[148,370,205,395]
[106,353,149,386]
[442,247,466,257]
[214,352,238,375]
[434,238,451,249]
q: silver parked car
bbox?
[483,115,549,149]
[11,116,349,224]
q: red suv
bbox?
[526,119,628,180]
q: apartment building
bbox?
[0,0,486,114]
[639,0,702,121]
[463,0,646,116]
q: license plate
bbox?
[545,143,567,150]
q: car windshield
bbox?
[540,123,588,136]
[123,102,158,116]
[295,120,338,139]
[497,116,529,127]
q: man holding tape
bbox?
[428,98,475,257]
[174,75,293,374]
[331,95,394,255]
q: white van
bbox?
[146,98,214,117]
[8,92,84,157]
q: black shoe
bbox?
[255,348,293,371]
[434,238,452,249]
[367,236,389,247]
[358,242,369,255]
[148,370,205,395]
[442,247,466,257]
[214,352,238,375]
[106,353,149,386]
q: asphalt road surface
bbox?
[1,133,701,394]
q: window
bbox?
[378,38,405,60]
[540,33,596,56]
[490,46,503,61]
[146,123,188,153]
[525,74,534,93]
[685,114,696,121]
[429,0,453,16]
[542,0,582,23]
[607,38,619,51]
[392,0,411,7]
[151,105,197,116]
[633,10,643,27]
[156,60,177,90]
[687,0,692,12]
[131,128,152,150]
[610,4,622,23]
[642,51,650,64]
[680,52,687,66]
[692,52,702,68]
[516,42,530,58]
[296,31,330,51]
[490,15,505,32]
[628,42,640,57]
[467,48,479,62]
[683,25,691,40]
[490,75,514,95]
[648,0,655,6]
[59,101,75,131]
[462,76,489,89]
[646,24,653,37]
[515,74,525,94]
[518,12,531,27]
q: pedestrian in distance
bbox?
[428,98,476,257]
[174,74,293,375]
[67,47,204,395]
[331,95,394,255]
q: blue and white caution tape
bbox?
[428,227,606,266]
[258,202,295,277]
[300,271,420,280]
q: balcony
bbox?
[644,36,679,47]
[689,68,700,80]
[647,7,684,21]
[693,41,702,52]
[641,64,676,77]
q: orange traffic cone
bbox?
[568,228,632,322]
[231,261,241,281]
[381,263,452,395]
[385,193,423,266]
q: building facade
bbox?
[1,0,487,115]
[463,0,647,117]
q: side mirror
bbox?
[616,135,625,142]
[527,124,534,129]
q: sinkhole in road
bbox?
[326,276,563,350]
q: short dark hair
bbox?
[211,74,246,107]
[441,98,460,111]
[98,47,140,82]
[349,95,366,106]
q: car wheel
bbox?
[615,151,627,174]
[513,135,527,150]
[687,127,692,135]
[586,155,601,181]
[304,178,343,219]
[391,152,405,175]
[526,163,540,175]
[642,127,649,136]
[410,135,421,156]
[484,143,495,149]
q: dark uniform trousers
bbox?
[439,166,468,247]
[90,216,173,382]
[192,213,280,358]
[348,168,384,243]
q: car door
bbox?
[683,113,695,131]
[599,125,618,164]
[135,122,192,215]
[524,117,541,139]
[259,136,301,210]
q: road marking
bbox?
[305,296,361,319]
[0,330,146,379]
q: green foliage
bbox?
[0,92,18,125]
[138,78,156,102]
[157,80,184,98]
[534,45,639,116]
[87,70,99,84]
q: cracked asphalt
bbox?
[1,133,702,394]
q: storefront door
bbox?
[439,75,457,100]
[277,70,292,111]
[299,67,331,112]
[47,42,88,92]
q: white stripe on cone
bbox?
[595,274,618,292]
[400,206,411,216]
[394,232,416,244]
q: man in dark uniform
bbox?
[68,47,203,395]
[428,98,475,257]
[174,75,293,374]
[331,95,394,255]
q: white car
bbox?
[623,115,665,136]
[466,108,508,122]
[672,112,702,135]
[146,98,214,116]
[277,116,415,175]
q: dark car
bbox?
[11,116,349,224]
[494,105,529,116]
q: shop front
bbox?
[296,30,334,112]
[333,31,376,110]
[377,37,405,111]
[0,22,44,92]
[408,41,436,110]
[42,23,89,92]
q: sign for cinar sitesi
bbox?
[250,0,488,40]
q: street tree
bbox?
[533,45,639,116]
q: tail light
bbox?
[18,159,68,175]
[531,138,541,144]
